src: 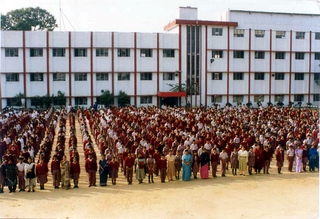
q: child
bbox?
[109,156,119,185]
[158,154,167,183]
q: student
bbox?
[51,155,61,189]
[275,146,284,174]
[25,157,36,192]
[70,156,80,188]
[36,158,48,190]
[200,148,210,179]
[109,156,119,185]
[219,148,228,177]
[247,147,255,175]
[192,151,199,179]
[146,153,155,183]
[174,152,182,180]
[210,149,219,178]
[85,153,97,187]
[124,152,135,185]
[16,157,26,191]
[230,147,238,176]
[158,154,167,183]
[5,159,17,193]
[287,145,295,172]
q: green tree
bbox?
[100,90,114,107]
[54,91,66,108]
[30,96,43,108]
[1,7,57,31]
[42,94,53,108]
[118,90,130,107]
[12,92,25,106]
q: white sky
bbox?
[1,0,319,32]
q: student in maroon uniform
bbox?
[85,153,97,187]
[124,152,135,185]
[36,158,48,190]
[51,155,60,189]
[109,156,119,185]
[275,146,284,174]
[210,149,219,178]
[70,156,80,188]
[158,154,167,183]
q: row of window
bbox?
[211,94,320,103]
[212,72,318,80]
[5,72,319,82]
[212,28,320,40]
[4,48,176,58]
[212,50,320,60]
[4,72,178,82]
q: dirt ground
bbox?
[0,115,318,219]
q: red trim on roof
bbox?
[157,92,186,97]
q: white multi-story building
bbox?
[1,7,320,108]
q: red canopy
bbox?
[157,91,186,97]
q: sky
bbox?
[1,0,319,32]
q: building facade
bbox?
[1,7,320,108]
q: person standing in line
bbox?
[158,154,167,183]
[219,148,228,177]
[275,146,284,174]
[5,159,17,193]
[309,145,318,172]
[254,144,263,174]
[302,145,309,172]
[192,151,199,179]
[16,157,26,192]
[153,149,161,176]
[174,152,182,180]
[0,158,6,193]
[60,155,71,190]
[210,149,219,178]
[295,145,303,173]
[165,150,175,181]
[287,145,295,172]
[135,153,146,184]
[238,145,249,176]
[85,153,97,187]
[262,146,271,174]
[36,158,48,190]
[200,148,210,179]
[182,150,192,181]
[247,147,255,175]
[51,155,61,189]
[230,148,238,176]
[98,154,108,186]
[25,157,36,192]
[70,156,80,188]
[146,153,155,183]
[124,152,135,185]
[109,156,119,185]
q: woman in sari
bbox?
[182,150,192,181]
[99,154,108,186]
[200,148,210,179]
[60,155,71,190]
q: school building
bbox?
[1,7,320,108]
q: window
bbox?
[96,48,108,57]
[6,73,19,82]
[53,48,65,57]
[96,73,109,81]
[275,73,285,80]
[276,31,286,39]
[163,49,175,58]
[140,49,152,57]
[30,48,43,57]
[5,48,18,57]
[212,28,223,36]
[314,94,320,101]
[294,95,304,102]
[74,73,87,81]
[233,95,243,103]
[53,73,66,81]
[118,73,130,81]
[255,30,265,38]
[254,95,264,102]
[75,97,87,105]
[163,73,175,80]
[118,48,130,57]
[296,32,305,39]
[234,51,244,59]
[295,52,305,60]
[316,32,320,40]
[315,53,320,60]
[275,52,285,59]
[140,72,152,80]
[295,73,304,80]
[315,73,320,81]
[211,95,222,103]
[212,50,223,58]
[6,98,16,107]
[212,73,222,80]
[233,72,244,80]
[234,29,244,37]
[140,96,152,104]
[254,73,265,80]
[275,95,284,102]
[74,48,87,57]
[30,73,43,81]
[255,51,265,59]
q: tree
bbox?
[12,92,25,107]
[1,7,58,31]
[118,90,130,107]
[54,91,66,108]
[30,96,43,108]
[100,90,114,107]
[42,94,53,108]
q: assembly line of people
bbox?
[0,103,319,193]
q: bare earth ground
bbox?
[0,116,318,219]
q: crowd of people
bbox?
[0,104,319,193]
